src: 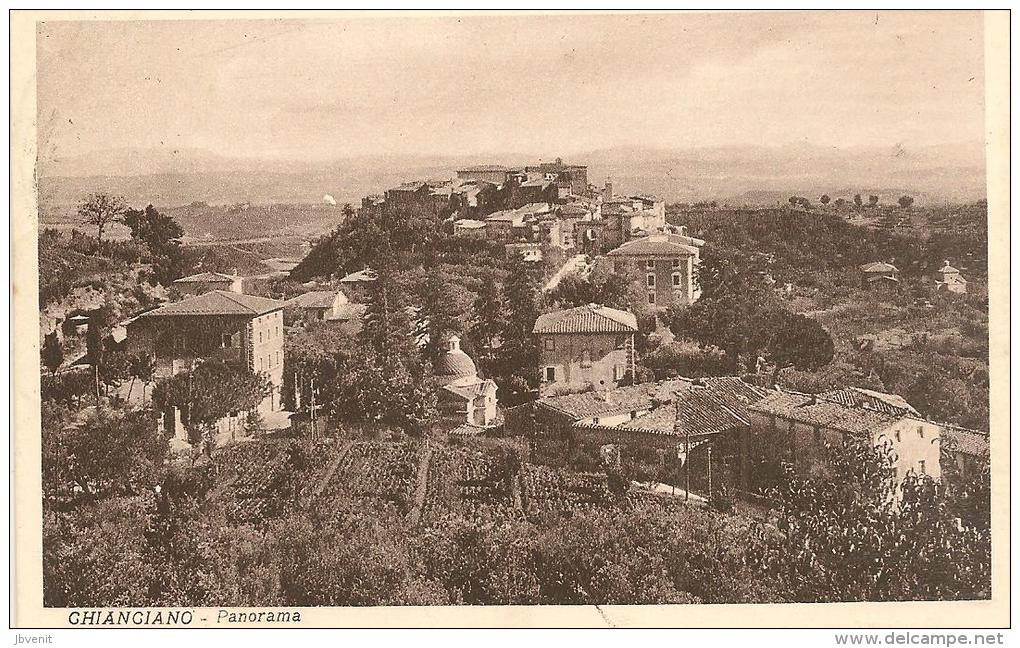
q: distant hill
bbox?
[38,142,986,237]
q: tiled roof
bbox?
[138,291,283,318]
[284,290,345,310]
[618,377,766,436]
[520,179,552,188]
[860,261,899,273]
[942,426,989,458]
[443,379,497,400]
[749,390,900,436]
[605,235,700,258]
[820,387,920,417]
[172,271,238,283]
[533,304,638,334]
[539,379,692,420]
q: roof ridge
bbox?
[214,290,260,314]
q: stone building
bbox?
[434,335,499,430]
[533,304,638,395]
[748,387,943,488]
[605,232,704,309]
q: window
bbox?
[672,272,681,288]
[895,430,901,442]
[671,258,681,269]
[647,292,656,305]
[918,460,926,475]
[645,259,655,270]
[259,331,263,344]
[220,333,233,348]
[544,367,556,382]
[544,338,556,351]
[580,350,592,368]
[918,426,924,439]
[614,365,627,381]
[646,274,655,287]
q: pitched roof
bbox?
[820,387,920,417]
[749,390,901,436]
[284,290,345,310]
[137,291,283,318]
[443,379,497,400]
[533,304,638,334]
[454,219,487,229]
[172,271,238,283]
[617,377,767,436]
[605,234,700,258]
[942,426,989,458]
[538,379,692,421]
[860,261,899,273]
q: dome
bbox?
[434,335,478,382]
[435,351,477,379]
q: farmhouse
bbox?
[859,261,900,287]
[282,290,350,326]
[748,387,943,485]
[533,304,638,395]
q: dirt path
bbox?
[407,444,434,525]
[311,441,354,500]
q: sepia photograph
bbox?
[9,8,1010,631]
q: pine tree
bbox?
[417,267,462,364]
[360,261,415,365]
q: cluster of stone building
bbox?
[75,157,984,501]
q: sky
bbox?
[35,11,986,162]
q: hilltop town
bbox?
[38,156,991,607]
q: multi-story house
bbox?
[171,271,243,296]
[125,290,287,424]
[533,304,638,395]
[605,232,704,309]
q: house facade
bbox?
[533,304,638,395]
[605,232,704,309]
[125,291,286,419]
